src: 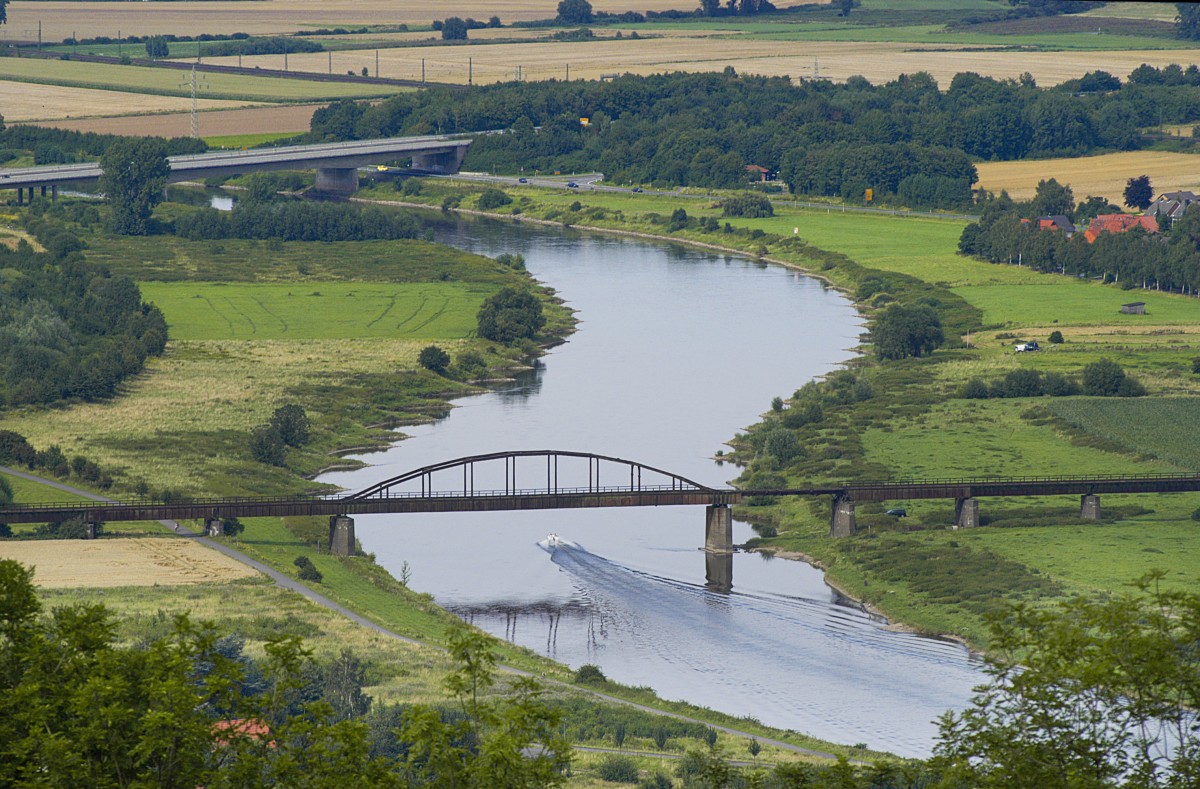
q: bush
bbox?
[597,755,640,783]
[781,401,823,428]
[1082,359,1130,397]
[574,664,606,684]
[418,345,451,374]
[476,188,513,210]
[496,253,526,271]
[455,350,488,378]
[477,287,546,344]
[294,556,323,582]
[269,404,310,447]
[250,426,287,466]
[961,378,990,399]
[872,303,943,360]
[763,430,803,463]
[1049,330,1064,344]
[720,193,774,218]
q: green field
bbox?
[1049,397,1200,470]
[203,131,300,148]
[0,57,406,101]
[139,281,486,340]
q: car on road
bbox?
[566,182,578,188]
[885,508,907,518]
[518,177,528,183]
[632,187,643,193]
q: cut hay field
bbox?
[139,281,487,340]
[975,151,1200,207]
[0,80,256,123]
[212,37,1200,87]
[6,0,799,41]
[33,103,322,137]
[0,537,260,587]
[0,57,406,104]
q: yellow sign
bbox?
[580,117,590,126]
[865,188,873,202]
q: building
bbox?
[1083,213,1159,244]
[1146,191,1199,221]
[1120,302,1146,315]
[1036,215,1075,235]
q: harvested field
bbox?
[0,537,260,588]
[0,80,255,122]
[208,38,1200,87]
[34,103,323,137]
[975,151,1200,206]
[4,0,818,40]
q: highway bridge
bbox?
[1,134,473,200]
[4,451,1200,548]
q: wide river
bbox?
[320,217,984,757]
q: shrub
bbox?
[872,303,943,360]
[597,755,640,783]
[720,193,773,218]
[418,345,451,374]
[961,378,990,399]
[476,188,512,210]
[495,253,525,271]
[270,404,310,447]
[1082,359,1129,397]
[294,556,323,582]
[250,426,287,465]
[1049,330,1064,344]
[455,350,488,378]
[574,664,606,684]
[477,287,545,344]
[782,401,823,428]
[763,430,803,463]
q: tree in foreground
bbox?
[872,303,943,360]
[476,286,546,344]
[99,137,170,235]
[1124,174,1154,210]
[932,572,1200,787]
[418,345,451,374]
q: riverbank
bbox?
[355,178,1200,652]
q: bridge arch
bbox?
[344,449,715,500]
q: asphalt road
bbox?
[0,464,843,761]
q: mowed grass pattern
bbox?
[1049,397,1200,470]
[139,282,483,340]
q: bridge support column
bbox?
[411,147,469,175]
[84,522,99,540]
[705,551,733,594]
[40,185,46,198]
[830,495,856,537]
[205,518,224,537]
[705,504,732,553]
[314,167,359,195]
[954,497,980,529]
[51,185,57,201]
[16,187,23,205]
[1081,494,1101,521]
[329,515,356,556]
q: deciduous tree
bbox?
[1124,173,1154,210]
[99,137,170,235]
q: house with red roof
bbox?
[1083,213,1159,244]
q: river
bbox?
[319,217,984,757]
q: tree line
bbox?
[298,66,1200,205]
[0,124,205,169]
[173,199,422,243]
[0,217,167,408]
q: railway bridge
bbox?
[1,134,473,201]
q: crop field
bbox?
[975,151,1200,208]
[138,281,487,340]
[0,80,255,123]
[35,103,322,137]
[0,537,260,588]
[0,58,406,104]
[211,36,1200,87]
[1049,397,1200,470]
[6,0,772,41]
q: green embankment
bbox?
[364,179,1200,647]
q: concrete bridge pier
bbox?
[314,167,359,195]
[705,504,732,553]
[954,497,980,528]
[84,522,100,539]
[1081,494,1101,521]
[329,515,356,556]
[411,146,468,174]
[205,518,224,537]
[830,494,856,537]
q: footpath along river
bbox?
[319,217,985,757]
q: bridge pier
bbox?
[1081,494,1101,521]
[329,515,356,556]
[205,518,224,537]
[954,497,980,528]
[830,495,856,537]
[411,146,469,175]
[314,167,359,195]
[84,522,99,540]
[705,504,732,553]
[705,551,733,594]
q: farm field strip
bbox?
[0,80,256,122]
[975,151,1200,207]
[139,281,486,340]
[0,537,260,587]
[0,57,406,102]
[31,103,323,137]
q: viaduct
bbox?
[1,134,473,201]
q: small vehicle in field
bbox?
[885,508,907,518]
[567,182,579,188]
[518,177,528,183]
[1014,340,1040,353]
[632,187,643,192]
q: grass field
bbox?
[1048,397,1200,470]
[0,79,255,123]
[975,151,1200,207]
[0,537,259,587]
[0,57,407,103]
[204,131,304,148]
[139,281,488,340]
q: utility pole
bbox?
[469,57,472,85]
[182,64,207,139]
[328,51,331,74]
[118,29,122,58]
[375,49,379,77]
[37,20,41,50]
[421,58,425,84]
[566,63,569,81]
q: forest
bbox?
[300,64,1200,205]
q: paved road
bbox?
[0,465,842,761]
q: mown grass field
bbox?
[0,57,407,103]
[139,281,487,340]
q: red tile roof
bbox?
[1084,213,1158,243]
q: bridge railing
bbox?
[838,471,1200,488]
